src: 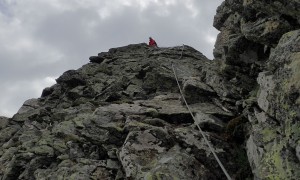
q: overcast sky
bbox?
[0,0,223,117]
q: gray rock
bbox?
[257,71,275,112]
[213,1,231,30]
[241,16,292,47]
[56,70,87,88]
[213,1,300,179]
[0,125,20,144]
[246,135,264,178]
[118,127,217,179]
[0,38,271,179]
[243,0,300,24]
[89,56,104,63]
[195,112,226,133]
[0,116,9,130]
[182,77,216,104]
[246,30,300,179]
[296,144,300,162]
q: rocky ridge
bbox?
[0,44,251,179]
[0,0,299,179]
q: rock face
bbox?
[0,44,252,179]
[0,0,299,179]
[214,0,300,179]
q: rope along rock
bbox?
[171,45,232,180]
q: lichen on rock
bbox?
[1,0,300,179]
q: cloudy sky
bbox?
[0,0,223,117]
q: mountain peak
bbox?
[1,0,300,179]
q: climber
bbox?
[148,37,158,48]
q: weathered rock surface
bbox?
[214,0,300,179]
[248,30,300,179]
[0,116,9,130]
[1,0,299,179]
[0,44,252,179]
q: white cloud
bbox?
[97,7,112,19]
[0,77,57,117]
[205,34,218,45]
[44,76,57,85]
[32,77,57,95]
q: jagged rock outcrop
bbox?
[0,0,299,179]
[214,0,300,179]
[0,44,252,179]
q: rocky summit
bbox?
[0,0,299,180]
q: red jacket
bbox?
[149,38,157,47]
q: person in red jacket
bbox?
[148,37,158,47]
